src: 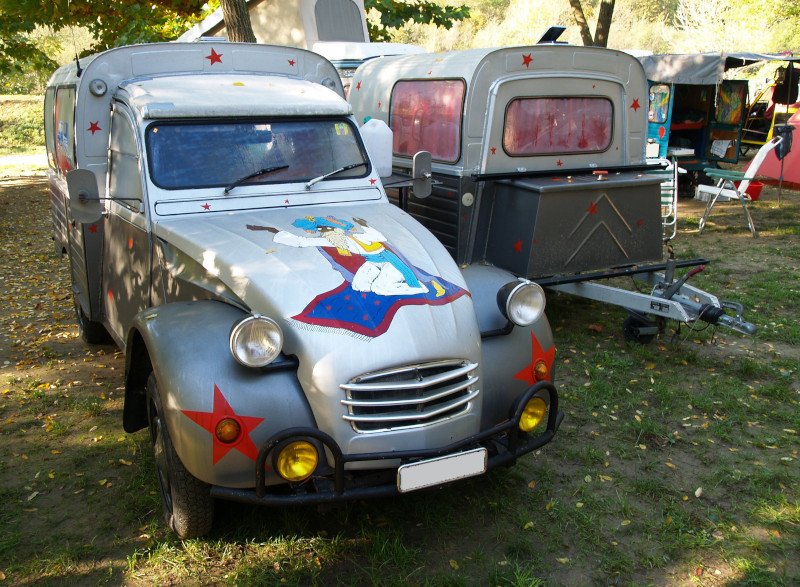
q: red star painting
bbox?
[206,49,223,65]
[514,332,556,386]
[288,59,295,66]
[356,81,361,91]
[586,201,598,216]
[522,53,533,68]
[513,239,523,253]
[202,203,211,210]
[181,384,265,464]
[630,98,641,112]
[87,122,101,135]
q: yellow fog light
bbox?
[215,418,241,444]
[534,360,550,382]
[275,440,318,482]
[519,397,547,432]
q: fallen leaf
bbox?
[695,487,703,498]
[588,323,603,333]
[621,520,631,526]
[523,522,534,530]
[556,558,569,564]
[449,559,459,570]
[119,459,132,466]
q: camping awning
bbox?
[639,52,798,85]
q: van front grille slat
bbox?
[341,360,479,433]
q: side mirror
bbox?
[66,169,103,224]
[412,151,432,199]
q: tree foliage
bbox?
[0,0,210,76]
[365,0,470,42]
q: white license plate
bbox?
[397,448,487,493]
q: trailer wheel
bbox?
[146,373,214,538]
[73,298,112,344]
[623,316,655,345]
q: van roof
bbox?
[120,74,351,118]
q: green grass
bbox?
[0,96,44,155]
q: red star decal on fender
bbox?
[288,59,295,66]
[88,224,97,233]
[631,98,641,112]
[202,203,211,210]
[356,81,362,91]
[491,147,496,155]
[87,122,101,135]
[522,53,533,68]
[587,201,598,215]
[513,239,523,253]
[181,384,265,464]
[370,178,377,184]
[206,49,223,65]
[514,332,556,386]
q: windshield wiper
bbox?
[305,162,367,190]
[223,165,289,195]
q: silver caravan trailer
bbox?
[44,42,563,537]
[349,45,757,342]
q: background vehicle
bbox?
[349,45,757,343]
[44,42,562,538]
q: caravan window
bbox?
[503,97,613,155]
[54,87,77,173]
[389,80,465,163]
[44,88,56,170]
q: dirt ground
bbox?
[1,154,798,585]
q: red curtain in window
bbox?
[390,80,465,162]
[504,97,612,155]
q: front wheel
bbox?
[146,373,214,538]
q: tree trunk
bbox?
[220,0,257,43]
[593,0,615,47]
[568,0,595,46]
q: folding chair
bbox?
[696,136,783,238]
[647,157,684,240]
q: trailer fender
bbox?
[123,300,316,487]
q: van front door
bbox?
[102,105,150,345]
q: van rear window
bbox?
[389,80,465,163]
[503,97,613,155]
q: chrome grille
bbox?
[341,360,479,433]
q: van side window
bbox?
[108,108,143,208]
[44,88,57,170]
[503,97,613,156]
[54,87,77,173]
[389,80,465,163]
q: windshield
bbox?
[146,119,369,190]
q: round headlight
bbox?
[229,314,283,367]
[275,440,319,482]
[497,280,546,326]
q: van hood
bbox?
[154,202,478,369]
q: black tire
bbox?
[622,316,656,345]
[146,373,214,538]
[73,298,113,344]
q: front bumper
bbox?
[210,381,564,506]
